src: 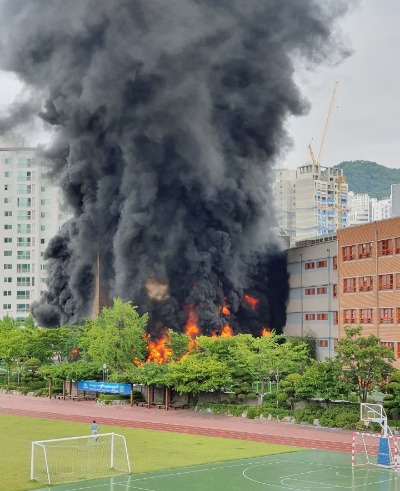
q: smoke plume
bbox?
[0,1,351,335]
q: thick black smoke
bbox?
[0,1,351,334]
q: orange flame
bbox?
[133,357,143,366]
[185,306,200,349]
[261,327,271,337]
[244,294,259,310]
[221,305,230,316]
[221,324,233,338]
[146,332,173,364]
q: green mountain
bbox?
[334,161,400,200]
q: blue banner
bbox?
[77,381,131,395]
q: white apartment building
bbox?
[370,197,392,222]
[285,234,338,361]
[0,136,65,321]
[347,192,371,226]
[392,184,400,218]
[274,164,348,246]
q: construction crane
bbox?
[316,81,339,166]
[307,81,339,167]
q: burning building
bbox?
[0,1,351,338]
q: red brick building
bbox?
[337,217,400,368]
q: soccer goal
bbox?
[352,403,398,470]
[30,433,130,485]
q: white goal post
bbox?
[31,433,130,485]
[352,431,398,470]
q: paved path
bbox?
[0,393,352,452]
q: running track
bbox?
[0,393,352,453]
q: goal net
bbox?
[352,431,398,470]
[31,432,130,485]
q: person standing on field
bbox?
[91,420,99,441]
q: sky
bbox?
[0,1,399,169]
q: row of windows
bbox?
[4,184,51,195]
[4,158,33,167]
[343,274,400,293]
[304,258,338,270]
[3,224,52,234]
[3,291,30,299]
[343,308,400,324]
[304,285,337,297]
[343,238,400,262]
[2,303,30,312]
[1,276,34,286]
[2,211,51,219]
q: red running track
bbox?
[0,393,352,453]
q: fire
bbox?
[185,306,200,349]
[212,324,233,338]
[261,327,271,337]
[221,324,233,338]
[221,305,230,316]
[243,294,259,310]
[133,357,143,366]
[146,332,173,364]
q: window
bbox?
[3,304,11,310]
[3,264,12,270]
[4,171,12,178]
[397,308,400,324]
[17,158,31,168]
[17,277,31,286]
[380,308,394,324]
[359,276,373,292]
[17,171,32,181]
[378,239,392,257]
[41,225,51,232]
[41,238,49,245]
[4,184,11,191]
[360,309,373,324]
[317,286,327,295]
[317,340,329,348]
[17,197,32,207]
[332,256,337,270]
[344,309,357,324]
[4,211,12,217]
[334,311,339,324]
[317,313,328,320]
[17,290,30,300]
[17,251,31,260]
[16,304,30,313]
[396,238,400,254]
[305,314,316,321]
[41,212,51,218]
[17,210,32,220]
[4,224,12,230]
[17,237,32,247]
[343,245,356,261]
[41,199,51,205]
[17,184,32,194]
[333,284,337,298]
[3,291,11,296]
[305,288,315,295]
[379,274,393,291]
[343,278,356,293]
[3,251,12,257]
[17,224,31,234]
[40,263,48,270]
[4,158,12,164]
[305,262,315,270]
[358,242,372,259]
[3,238,12,243]
[4,197,12,204]
[317,260,327,268]
[4,277,12,283]
[17,264,30,273]
[41,186,50,192]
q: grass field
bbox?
[0,414,303,491]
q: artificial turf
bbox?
[0,413,302,491]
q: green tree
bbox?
[82,298,148,370]
[335,326,394,403]
[166,353,232,399]
[296,359,350,404]
[230,334,310,404]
